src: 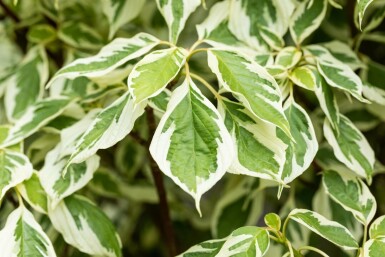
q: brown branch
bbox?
[0,0,19,22]
[145,107,177,257]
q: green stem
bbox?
[361,223,368,257]
[189,72,221,99]
[299,246,329,257]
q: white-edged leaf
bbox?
[128,47,187,103]
[361,59,385,105]
[323,114,375,182]
[149,76,234,215]
[102,0,146,39]
[48,195,121,257]
[363,4,385,32]
[0,206,56,257]
[369,216,385,239]
[67,92,146,165]
[275,46,302,69]
[40,143,100,208]
[48,33,159,84]
[0,97,72,148]
[207,49,291,137]
[155,0,201,44]
[322,41,364,71]
[149,89,171,114]
[0,150,33,201]
[357,0,375,29]
[290,0,327,45]
[58,22,103,50]
[305,45,366,102]
[218,98,286,183]
[289,65,317,91]
[178,226,270,257]
[363,238,385,257]
[322,170,376,225]
[27,24,56,44]
[16,172,48,214]
[278,98,318,184]
[288,209,359,249]
[4,46,48,120]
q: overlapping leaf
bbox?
[369,216,385,239]
[290,0,327,45]
[58,22,103,50]
[275,46,302,69]
[288,209,359,249]
[207,49,290,137]
[0,206,56,257]
[322,41,364,71]
[322,170,376,225]
[4,46,48,120]
[48,33,159,83]
[150,76,234,214]
[48,195,121,257]
[128,47,187,103]
[218,98,286,182]
[155,0,201,43]
[364,238,385,257]
[178,226,270,257]
[0,149,33,201]
[323,114,375,182]
[357,0,375,29]
[17,173,48,214]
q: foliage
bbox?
[0,0,385,256]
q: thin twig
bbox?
[145,107,177,257]
[0,0,19,22]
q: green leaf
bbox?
[49,33,159,84]
[278,98,318,184]
[322,170,376,225]
[149,76,234,215]
[305,45,366,102]
[364,238,385,257]
[102,0,146,39]
[363,4,385,32]
[265,213,281,231]
[288,209,359,249]
[322,41,364,71]
[128,47,187,103]
[0,149,33,201]
[27,24,56,44]
[178,226,270,257]
[58,22,104,50]
[323,114,375,182]
[362,60,385,105]
[218,98,286,183]
[357,0,375,29]
[275,46,302,69]
[17,173,48,214]
[67,92,146,165]
[290,0,327,45]
[149,89,171,113]
[48,195,121,257]
[207,49,291,137]
[289,65,317,91]
[4,46,48,120]
[0,97,72,148]
[156,0,201,43]
[0,206,56,257]
[370,216,385,239]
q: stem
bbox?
[0,0,19,22]
[189,72,221,99]
[361,223,368,257]
[145,107,177,257]
[299,246,329,257]
[282,216,291,237]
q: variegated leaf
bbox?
[58,22,104,50]
[67,92,146,165]
[264,213,281,231]
[149,89,171,113]
[275,46,302,69]
[278,98,318,184]
[369,216,385,239]
[322,170,376,225]
[218,98,286,183]
[290,0,327,45]
[0,206,56,257]
[4,46,48,120]
[48,195,122,257]
[102,0,146,39]
[305,45,366,102]
[149,76,234,214]
[155,0,201,43]
[322,41,364,71]
[364,238,385,257]
[323,114,375,182]
[40,143,100,208]
[48,33,159,84]
[363,4,385,32]
[357,0,375,29]
[0,97,72,148]
[178,226,270,257]
[16,172,48,214]
[207,49,291,137]
[361,60,385,105]
[27,24,56,44]
[288,209,359,249]
[289,65,317,91]
[128,47,187,103]
[0,149,33,201]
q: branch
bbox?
[0,0,19,22]
[145,107,177,257]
